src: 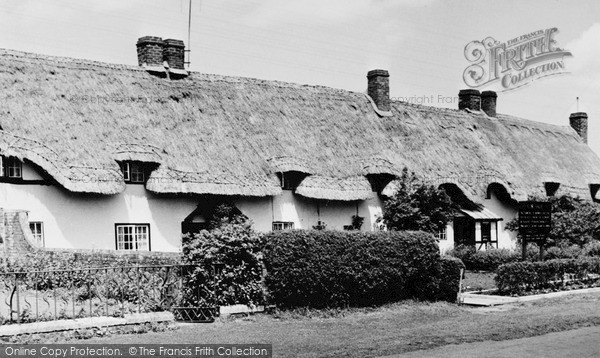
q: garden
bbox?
[449,194,600,296]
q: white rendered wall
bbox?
[237,190,384,232]
[484,191,518,249]
[1,163,387,252]
[438,221,454,254]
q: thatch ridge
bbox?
[0,48,599,201]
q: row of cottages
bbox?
[0,36,599,253]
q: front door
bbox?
[453,217,475,247]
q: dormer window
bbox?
[0,156,22,179]
[119,161,153,184]
[591,184,600,202]
[277,171,308,191]
[366,173,396,194]
[544,182,560,197]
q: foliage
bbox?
[505,195,600,247]
[206,202,249,230]
[351,215,364,230]
[543,245,582,260]
[495,257,600,294]
[433,256,465,302]
[446,245,520,271]
[263,230,460,308]
[380,168,454,234]
[181,222,266,307]
[0,252,182,319]
[583,241,600,257]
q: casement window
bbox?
[437,227,447,241]
[115,224,150,251]
[0,156,22,179]
[119,162,147,184]
[272,221,294,231]
[29,222,44,247]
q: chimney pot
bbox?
[136,36,165,67]
[569,112,588,143]
[163,39,186,70]
[458,89,481,111]
[367,69,390,112]
[481,90,497,117]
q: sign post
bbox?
[518,201,552,260]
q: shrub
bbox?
[181,222,265,307]
[505,195,600,247]
[380,168,453,234]
[447,245,519,271]
[544,245,582,260]
[263,230,456,308]
[206,202,249,230]
[583,241,600,257]
[495,257,600,294]
[0,251,181,316]
[432,256,465,302]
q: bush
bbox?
[0,251,182,318]
[583,241,600,257]
[433,256,465,302]
[447,245,519,271]
[263,230,456,308]
[495,257,600,294]
[544,245,582,260]
[505,195,600,247]
[181,222,265,307]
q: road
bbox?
[383,326,600,358]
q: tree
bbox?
[380,168,454,233]
[505,195,600,247]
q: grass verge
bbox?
[77,292,600,357]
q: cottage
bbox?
[0,37,598,253]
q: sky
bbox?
[0,0,598,156]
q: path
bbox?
[383,326,600,358]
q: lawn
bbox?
[462,270,496,292]
[78,292,600,357]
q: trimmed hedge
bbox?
[1,250,180,273]
[495,257,600,294]
[447,245,520,271]
[435,256,466,302]
[263,230,461,308]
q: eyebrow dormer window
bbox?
[119,161,151,184]
[0,156,22,179]
[277,171,308,191]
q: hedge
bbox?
[447,245,520,271]
[495,257,600,294]
[263,230,462,308]
[434,256,466,302]
[0,250,180,274]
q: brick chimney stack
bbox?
[458,89,481,111]
[163,39,186,70]
[367,69,390,112]
[569,112,588,143]
[481,91,497,117]
[136,36,165,67]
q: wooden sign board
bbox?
[518,201,551,241]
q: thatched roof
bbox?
[0,48,599,201]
